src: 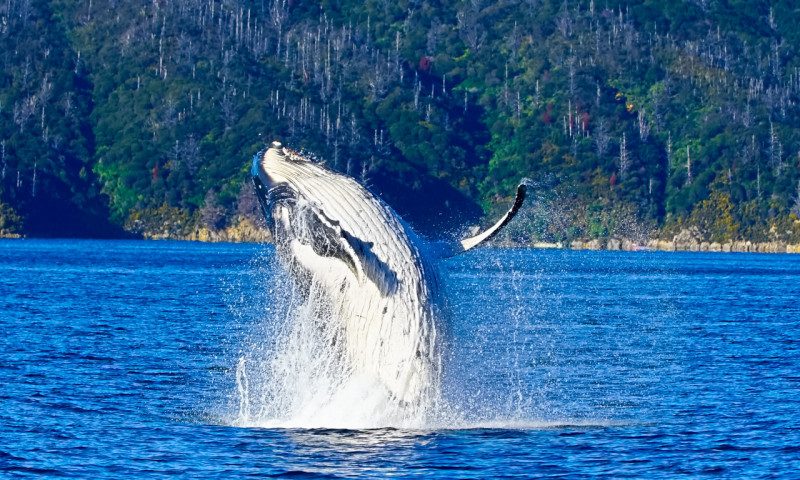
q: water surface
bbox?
[1,239,799,478]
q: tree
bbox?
[618,133,630,176]
[201,189,226,230]
[596,119,611,157]
[236,181,262,224]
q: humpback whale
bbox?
[251,141,525,417]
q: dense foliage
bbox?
[2,0,800,243]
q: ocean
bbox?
[1,239,799,478]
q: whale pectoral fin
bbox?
[301,204,398,296]
[340,229,398,296]
[443,182,527,257]
[299,205,365,282]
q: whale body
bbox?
[251,141,525,416]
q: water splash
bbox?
[222,245,623,431]
[226,247,441,430]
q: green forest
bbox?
[1,0,800,244]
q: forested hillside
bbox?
[1,0,799,244]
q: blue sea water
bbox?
[1,238,799,478]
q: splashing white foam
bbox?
[224,248,624,432]
[229,253,440,430]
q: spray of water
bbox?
[226,247,442,430]
[222,220,635,431]
[224,246,564,432]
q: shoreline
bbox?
[4,230,800,254]
[568,238,800,254]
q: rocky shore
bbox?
[138,230,800,253]
[5,223,799,253]
[569,238,800,254]
[139,220,272,243]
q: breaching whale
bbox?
[251,141,525,416]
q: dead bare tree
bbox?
[456,4,484,52]
[595,118,610,157]
[182,134,201,174]
[236,180,261,224]
[618,132,630,176]
[637,108,650,141]
[201,189,226,230]
[685,146,692,186]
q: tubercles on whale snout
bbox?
[252,141,287,189]
[253,140,313,191]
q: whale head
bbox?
[251,141,308,188]
[250,141,312,232]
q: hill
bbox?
[1,0,799,245]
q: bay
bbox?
[1,239,799,478]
